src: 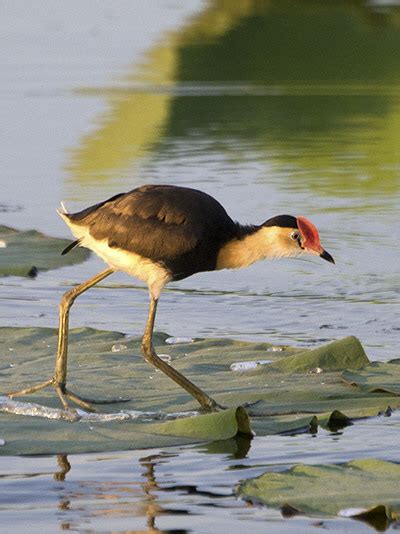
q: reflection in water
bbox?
[43,422,400,533]
[139,453,188,534]
[4,416,400,532]
[198,434,253,459]
[68,0,400,201]
[164,0,400,198]
[67,0,259,183]
[54,454,71,482]
[50,437,252,533]
[51,451,191,533]
[140,454,167,532]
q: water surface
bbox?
[3,413,400,533]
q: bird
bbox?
[8,184,334,412]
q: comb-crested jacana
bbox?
[8,184,334,412]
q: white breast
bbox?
[59,213,171,299]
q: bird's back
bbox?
[63,184,239,280]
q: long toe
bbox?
[64,389,99,413]
[7,378,53,398]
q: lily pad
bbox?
[0,402,250,455]
[269,336,368,373]
[238,458,400,529]
[1,327,399,455]
[0,225,90,277]
[146,406,251,440]
[342,361,400,396]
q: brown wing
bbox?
[68,185,236,262]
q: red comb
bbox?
[297,216,321,249]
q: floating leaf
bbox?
[238,459,400,529]
[0,225,90,277]
[269,336,369,373]
[1,327,399,454]
[342,361,400,396]
[146,406,251,440]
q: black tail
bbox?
[61,239,80,255]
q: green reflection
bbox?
[68,0,400,198]
[67,0,257,181]
[177,1,400,84]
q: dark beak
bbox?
[320,249,335,264]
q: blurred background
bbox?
[1,0,399,359]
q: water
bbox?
[1,1,400,531]
[3,414,400,533]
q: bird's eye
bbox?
[290,231,300,241]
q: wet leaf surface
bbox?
[238,458,400,530]
[0,226,90,277]
[342,362,400,396]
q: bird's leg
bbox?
[141,296,221,412]
[53,268,115,387]
[8,268,115,412]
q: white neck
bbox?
[216,226,299,270]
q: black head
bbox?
[263,214,298,229]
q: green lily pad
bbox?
[269,336,368,373]
[0,405,250,455]
[1,327,399,455]
[238,459,400,529]
[146,406,251,440]
[0,225,90,277]
[342,361,400,396]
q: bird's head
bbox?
[262,214,335,263]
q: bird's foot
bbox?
[198,398,225,413]
[7,379,98,413]
[7,379,131,413]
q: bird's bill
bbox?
[304,244,335,264]
[319,248,335,264]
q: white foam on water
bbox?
[0,396,79,421]
[0,396,198,423]
[230,360,272,372]
[75,409,129,422]
[165,337,193,345]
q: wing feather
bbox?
[67,185,235,262]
